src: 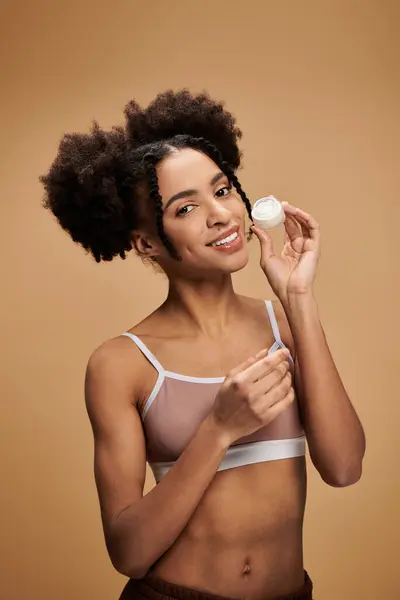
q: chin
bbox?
[228,254,249,274]
[212,248,249,274]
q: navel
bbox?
[241,560,252,576]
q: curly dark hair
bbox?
[40,89,253,263]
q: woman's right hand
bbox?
[210,348,294,445]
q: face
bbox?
[136,148,250,277]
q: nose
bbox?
[206,198,232,228]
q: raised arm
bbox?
[274,298,365,487]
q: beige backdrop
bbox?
[1,1,399,598]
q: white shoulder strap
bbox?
[121,333,164,375]
[265,300,282,345]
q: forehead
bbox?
[156,148,221,196]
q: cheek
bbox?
[224,195,246,219]
[163,198,247,252]
[164,216,204,246]
[235,198,247,218]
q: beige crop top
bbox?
[122,301,305,483]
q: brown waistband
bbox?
[119,570,313,600]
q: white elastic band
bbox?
[150,436,306,483]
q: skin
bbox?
[85,148,365,599]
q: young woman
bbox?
[40,90,365,600]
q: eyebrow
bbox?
[164,172,227,210]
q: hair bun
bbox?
[40,123,136,262]
[124,89,242,169]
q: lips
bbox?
[207,226,239,246]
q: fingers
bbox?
[293,211,319,244]
[294,207,319,230]
[250,226,275,260]
[238,348,290,383]
[228,347,271,378]
[283,214,304,251]
[265,386,295,420]
[282,202,320,243]
[253,360,291,396]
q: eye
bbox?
[176,204,196,216]
[216,185,232,198]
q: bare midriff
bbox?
[148,457,307,600]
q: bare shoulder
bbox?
[85,334,149,419]
[87,335,139,375]
[236,294,268,321]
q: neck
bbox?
[163,273,241,338]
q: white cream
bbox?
[251,196,285,230]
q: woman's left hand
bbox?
[251,202,321,304]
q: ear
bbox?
[131,231,161,259]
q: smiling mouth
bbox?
[210,231,239,247]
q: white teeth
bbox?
[211,231,238,246]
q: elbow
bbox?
[117,563,149,581]
[111,553,150,580]
[106,513,152,580]
[321,463,363,488]
[106,534,150,581]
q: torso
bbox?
[128,296,307,599]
